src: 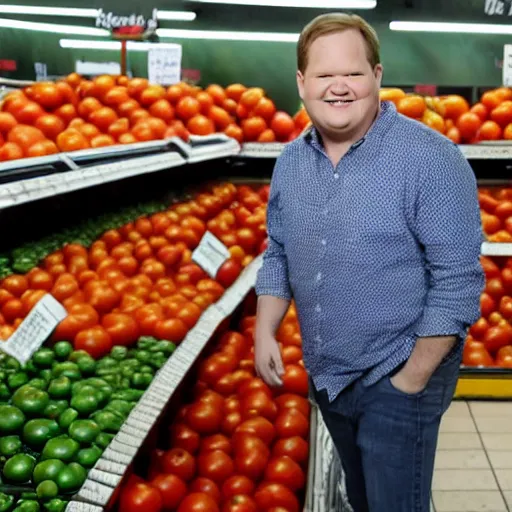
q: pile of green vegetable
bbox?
[0,337,175,511]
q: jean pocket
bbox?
[384,374,429,399]
[438,342,462,369]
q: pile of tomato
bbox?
[0,182,270,360]
[118,300,310,512]
[0,74,311,162]
[478,186,512,243]
[464,255,512,368]
[381,86,512,144]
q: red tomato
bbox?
[119,482,163,512]
[222,475,255,499]
[469,317,490,340]
[150,474,187,510]
[197,449,235,484]
[503,267,512,293]
[272,436,310,466]
[177,492,220,512]
[274,394,311,418]
[232,434,270,480]
[199,354,238,387]
[235,416,275,445]
[161,448,197,482]
[186,401,223,435]
[221,495,257,512]
[486,278,506,299]
[200,434,232,454]
[189,477,222,503]
[170,423,201,454]
[53,303,99,341]
[254,482,300,512]
[222,412,243,436]
[216,260,242,288]
[462,345,494,366]
[499,296,512,320]
[496,345,512,368]
[102,312,140,346]
[275,408,309,439]
[480,256,501,279]
[237,378,273,398]
[74,326,112,359]
[264,455,306,491]
[281,364,309,396]
[480,292,497,318]
[483,323,512,353]
[241,390,278,422]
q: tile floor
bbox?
[431,400,512,512]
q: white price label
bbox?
[148,45,182,86]
[2,294,67,364]
[192,231,230,278]
[504,45,512,86]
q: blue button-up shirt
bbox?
[255,101,485,401]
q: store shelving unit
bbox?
[2,137,512,511]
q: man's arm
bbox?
[254,157,292,387]
[393,141,485,393]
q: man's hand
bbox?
[390,366,429,395]
[254,334,285,388]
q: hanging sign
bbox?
[148,45,182,85]
[96,8,158,40]
[503,45,512,86]
[484,0,512,16]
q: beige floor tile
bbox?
[432,490,506,511]
[474,416,512,433]
[434,450,489,469]
[431,500,435,512]
[437,432,483,450]
[432,469,498,491]
[469,401,512,417]
[440,416,477,433]
[495,469,512,490]
[503,491,512,507]
[444,401,471,418]
[487,451,512,469]
[481,434,512,451]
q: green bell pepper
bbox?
[70,394,98,416]
[52,342,72,361]
[91,411,123,433]
[56,462,86,492]
[51,363,80,381]
[12,501,39,512]
[57,409,78,430]
[0,436,21,457]
[0,406,25,435]
[11,387,50,417]
[94,432,114,450]
[7,373,29,391]
[22,419,60,449]
[131,373,152,390]
[68,420,100,445]
[76,445,102,468]
[111,389,144,402]
[33,459,66,485]
[42,499,66,512]
[3,453,36,483]
[32,349,55,369]
[41,437,79,462]
[48,377,71,399]
[36,481,58,501]
[0,492,14,512]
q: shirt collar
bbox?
[304,100,397,152]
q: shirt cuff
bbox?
[255,261,292,300]
[414,307,465,341]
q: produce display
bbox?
[0,75,310,162]
[116,299,310,512]
[380,86,512,143]
[478,186,512,242]
[0,182,270,357]
[0,337,175,512]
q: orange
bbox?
[397,96,426,118]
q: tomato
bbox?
[177,303,203,329]
[215,260,242,289]
[281,365,309,396]
[2,275,28,297]
[264,455,306,491]
[221,495,257,512]
[56,129,90,152]
[74,326,112,359]
[222,412,243,436]
[496,345,512,368]
[254,482,299,512]
[281,346,303,365]
[232,435,269,480]
[222,476,255,499]
[240,390,278,422]
[480,292,497,318]
[275,408,309,439]
[485,277,505,300]
[197,449,234,484]
[161,448,196,482]
[469,317,490,340]
[154,318,189,343]
[199,354,238,387]
[53,303,99,341]
[271,111,295,141]
[34,114,65,141]
[150,473,187,510]
[177,492,219,512]
[186,401,223,435]
[119,482,163,512]
[483,323,512,354]
[189,477,221,503]
[463,345,494,367]
[272,436,309,466]
[21,290,47,316]
[1,298,23,322]
[499,296,512,321]
[170,423,201,454]
[102,313,139,346]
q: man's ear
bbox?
[374,64,383,88]
[297,70,305,100]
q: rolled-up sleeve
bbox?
[413,142,485,340]
[255,157,292,300]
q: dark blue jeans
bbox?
[312,347,461,512]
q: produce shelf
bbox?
[455,367,512,399]
[66,256,263,510]
[481,242,512,256]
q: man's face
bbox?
[297,29,383,139]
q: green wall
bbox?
[0,0,509,114]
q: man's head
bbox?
[297,13,383,142]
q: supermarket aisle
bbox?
[431,400,512,511]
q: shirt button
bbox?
[315,335,321,342]
[323,208,328,215]
[321,239,326,246]
[315,304,321,313]
[316,272,322,282]
[334,173,339,180]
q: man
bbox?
[254,12,484,512]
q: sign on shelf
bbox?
[503,44,512,86]
[148,45,182,86]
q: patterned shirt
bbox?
[255,101,485,402]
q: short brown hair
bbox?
[297,13,380,73]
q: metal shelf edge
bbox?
[481,242,512,256]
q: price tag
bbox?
[148,45,182,86]
[2,294,67,364]
[504,45,512,86]
[192,231,230,278]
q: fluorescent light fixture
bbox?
[158,10,197,21]
[0,5,196,21]
[0,5,98,16]
[187,0,376,7]
[390,21,512,35]
[0,17,109,35]
[60,39,182,50]
[157,28,299,41]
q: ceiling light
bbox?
[0,17,108,35]
[0,5,196,21]
[390,21,512,34]
[60,39,182,50]
[187,0,376,7]
[157,28,299,41]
